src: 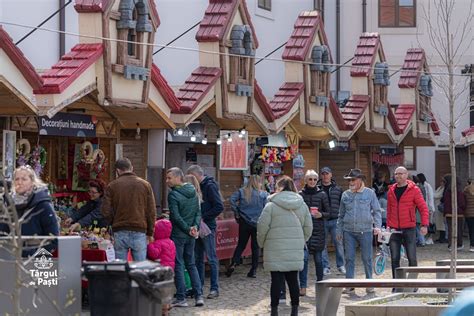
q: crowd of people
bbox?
[2,158,474,316]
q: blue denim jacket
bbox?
[337,187,382,233]
[230,188,269,227]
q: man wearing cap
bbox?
[386,166,429,279]
[318,166,345,276]
[337,169,382,295]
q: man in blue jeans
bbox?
[318,167,345,276]
[187,165,224,299]
[166,168,204,307]
[102,158,156,261]
[337,169,382,295]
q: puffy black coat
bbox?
[299,186,330,254]
[317,179,343,220]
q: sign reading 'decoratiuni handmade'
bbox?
[39,113,96,137]
[219,131,248,170]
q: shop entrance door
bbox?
[435,150,450,187]
[319,150,355,187]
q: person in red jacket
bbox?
[147,218,176,269]
[386,166,429,279]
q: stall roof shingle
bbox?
[282,11,322,61]
[340,95,370,129]
[394,104,415,133]
[196,0,258,48]
[399,48,425,88]
[254,80,276,122]
[329,97,348,130]
[350,33,381,77]
[0,26,43,90]
[74,0,109,12]
[150,64,181,112]
[34,43,103,94]
[269,83,304,119]
[173,67,222,114]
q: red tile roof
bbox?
[74,0,109,12]
[329,97,348,130]
[196,0,259,48]
[387,107,403,135]
[462,127,474,137]
[394,104,415,133]
[350,33,383,77]
[174,67,222,114]
[269,83,304,119]
[282,11,324,61]
[34,43,103,94]
[254,80,275,122]
[398,48,425,88]
[150,64,181,112]
[340,95,370,129]
[0,26,43,90]
[74,0,160,28]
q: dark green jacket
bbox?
[168,183,201,240]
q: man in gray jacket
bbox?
[336,169,382,295]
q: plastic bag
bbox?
[199,220,211,238]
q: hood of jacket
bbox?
[154,219,172,240]
[15,187,51,211]
[268,191,305,211]
[389,179,417,193]
[172,183,197,199]
[201,176,217,188]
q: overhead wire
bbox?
[1,20,471,78]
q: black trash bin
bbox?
[83,260,174,316]
[83,261,131,316]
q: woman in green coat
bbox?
[257,176,313,316]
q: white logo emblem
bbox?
[32,248,54,270]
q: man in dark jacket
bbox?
[166,167,204,307]
[386,166,429,279]
[318,166,345,276]
[187,165,224,299]
[298,170,330,295]
[102,158,156,261]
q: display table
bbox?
[215,219,251,260]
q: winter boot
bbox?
[270,305,278,316]
[291,305,298,316]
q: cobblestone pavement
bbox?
[169,241,474,316]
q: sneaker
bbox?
[225,264,236,277]
[247,270,257,278]
[207,290,219,299]
[171,299,188,307]
[366,287,375,294]
[457,245,464,250]
[337,266,346,275]
[470,247,474,252]
[195,296,204,307]
[323,267,331,276]
[342,288,355,295]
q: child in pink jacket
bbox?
[147,219,176,269]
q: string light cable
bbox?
[0,20,471,78]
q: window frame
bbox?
[403,145,417,170]
[258,0,272,11]
[378,0,416,28]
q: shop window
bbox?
[373,62,390,115]
[115,0,152,80]
[403,146,416,170]
[379,0,416,27]
[310,45,330,107]
[258,0,271,11]
[229,25,255,97]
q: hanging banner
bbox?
[372,152,404,166]
[39,113,96,137]
[219,131,248,170]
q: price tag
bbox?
[105,245,115,262]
